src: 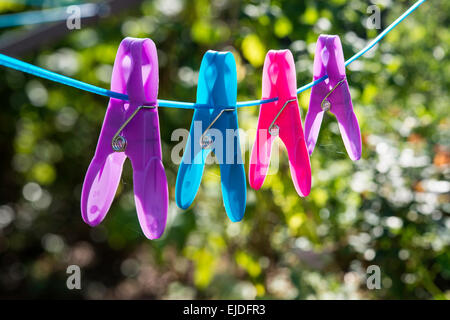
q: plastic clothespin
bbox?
[81,37,168,240]
[175,51,246,222]
[249,50,311,197]
[304,34,362,161]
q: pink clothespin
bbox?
[304,35,362,160]
[249,50,311,197]
[81,37,168,240]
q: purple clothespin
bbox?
[81,37,168,239]
[304,35,362,161]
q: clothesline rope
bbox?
[0,2,101,29]
[0,0,427,109]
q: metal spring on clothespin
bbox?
[268,98,297,136]
[321,77,346,112]
[111,105,156,152]
[199,108,235,149]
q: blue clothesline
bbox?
[1,0,83,8]
[0,0,427,109]
[0,2,101,28]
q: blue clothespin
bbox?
[175,51,247,222]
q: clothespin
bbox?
[249,50,311,197]
[304,34,362,161]
[81,37,168,240]
[175,51,246,222]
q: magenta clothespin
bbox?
[304,35,361,161]
[249,50,311,197]
[81,37,168,240]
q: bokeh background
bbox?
[0,0,448,299]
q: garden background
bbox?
[0,0,448,299]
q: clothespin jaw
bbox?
[81,37,168,240]
[304,35,362,161]
[249,50,311,197]
[175,51,247,222]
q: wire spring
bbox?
[112,135,127,152]
[200,108,235,149]
[268,98,297,136]
[321,78,346,112]
[111,105,156,152]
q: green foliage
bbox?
[0,0,448,299]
